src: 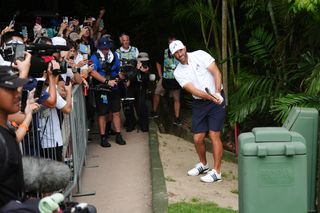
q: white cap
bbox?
[137,52,149,61]
[52,37,67,46]
[169,40,185,55]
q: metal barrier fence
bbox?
[21,85,89,198]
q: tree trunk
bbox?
[267,0,279,41]
[208,0,221,60]
[231,5,240,75]
[222,0,228,104]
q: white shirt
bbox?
[39,89,66,148]
[174,50,218,99]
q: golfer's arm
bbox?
[183,82,215,101]
[207,62,222,94]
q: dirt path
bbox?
[158,132,239,211]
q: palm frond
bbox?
[173,0,214,27]
[232,71,276,101]
[246,27,276,66]
[303,63,320,95]
[229,94,271,124]
[271,94,320,122]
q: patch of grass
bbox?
[230,188,238,194]
[165,176,176,182]
[191,197,201,202]
[221,170,233,181]
[169,202,238,213]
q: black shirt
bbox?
[0,125,24,208]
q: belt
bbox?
[193,98,210,102]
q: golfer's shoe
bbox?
[187,163,209,176]
[200,169,222,183]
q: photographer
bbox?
[90,36,126,147]
[38,58,73,161]
[132,52,151,132]
[116,33,139,132]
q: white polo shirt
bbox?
[174,50,218,99]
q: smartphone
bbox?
[9,19,15,28]
[34,80,44,99]
[65,76,71,86]
[21,26,28,37]
[63,16,68,24]
[14,44,25,61]
[87,60,93,65]
[20,90,28,112]
[35,16,42,25]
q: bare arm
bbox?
[60,83,72,114]
[43,75,57,108]
[156,62,162,79]
[13,90,40,142]
[72,72,83,85]
[207,62,222,94]
[183,82,218,103]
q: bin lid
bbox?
[252,127,291,142]
[239,128,306,156]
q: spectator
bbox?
[133,52,151,132]
[116,33,139,132]
[90,36,126,147]
[150,36,182,125]
[38,58,73,161]
[0,65,29,208]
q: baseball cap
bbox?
[169,40,185,55]
[0,66,28,88]
[51,37,67,46]
[97,37,111,50]
[79,43,89,54]
[137,52,149,61]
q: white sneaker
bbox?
[200,169,222,183]
[187,163,209,176]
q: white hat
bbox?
[69,32,81,42]
[138,52,149,62]
[169,40,185,55]
[52,37,67,46]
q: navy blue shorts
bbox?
[94,89,121,116]
[191,92,226,133]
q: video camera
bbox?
[141,60,149,69]
[120,59,137,80]
[0,43,69,77]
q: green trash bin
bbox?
[282,107,319,213]
[238,127,307,213]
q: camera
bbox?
[0,43,69,77]
[141,60,149,69]
[120,59,137,80]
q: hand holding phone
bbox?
[34,80,45,99]
[65,76,71,86]
[87,60,93,65]
[21,90,28,112]
[14,44,26,61]
[63,16,68,24]
[21,26,28,38]
[9,20,15,28]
